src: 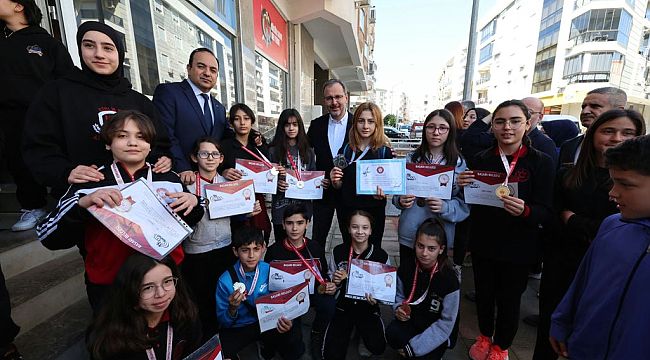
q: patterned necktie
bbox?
[200,93,213,134]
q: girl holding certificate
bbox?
[219,103,283,242]
[392,109,470,269]
[330,102,392,248]
[87,254,201,360]
[268,109,317,241]
[324,210,390,360]
[457,100,555,360]
[183,136,262,340]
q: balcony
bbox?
[563,71,610,84]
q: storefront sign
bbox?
[253,0,288,69]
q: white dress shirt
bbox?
[187,79,214,124]
[328,112,349,158]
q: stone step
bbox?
[7,251,86,335]
[0,226,77,280]
[15,299,92,360]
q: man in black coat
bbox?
[307,79,353,250]
[558,87,627,167]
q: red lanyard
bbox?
[286,150,302,182]
[238,263,260,296]
[240,145,274,170]
[286,239,326,285]
[347,244,364,273]
[498,145,522,186]
[402,261,439,305]
[145,324,173,360]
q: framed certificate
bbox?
[255,282,310,332]
[285,170,325,200]
[235,158,278,194]
[355,159,406,195]
[405,163,455,200]
[463,170,519,208]
[345,259,397,305]
[204,180,255,219]
[183,334,223,360]
[269,259,322,294]
[87,178,193,260]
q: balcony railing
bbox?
[563,71,610,84]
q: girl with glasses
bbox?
[392,109,470,274]
[268,109,317,241]
[330,102,392,249]
[457,100,555,360]
[87,253,201,360]
[182,136,262,340]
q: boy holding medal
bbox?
[264,203,336,360]
[550,135,650,359]
[216,226,303,360]
[386,219,460,359]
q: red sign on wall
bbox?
[253,0,288,69]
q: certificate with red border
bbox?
[405,163,455,199]
[269,259,322,294]
[235,158,278,194]
[183,334,223,360]
[346,259,397,305]
[204,180,255,219]
[285,170,325,200]
[255,282,310,332]
[463,170,519,208]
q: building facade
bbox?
[36,0,376,135]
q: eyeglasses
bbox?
[324,95,345,102]
[197,151,222,159]
[140,277,178,299]
[425,125,450,134]
[492,119,525,130]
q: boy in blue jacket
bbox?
[216,226,303,359]
[550,135,650,359]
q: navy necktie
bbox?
[200,93,213,134]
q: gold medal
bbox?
[495,184,510,198]
[317,283,326,294]
[399,303,411,316]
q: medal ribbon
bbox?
[145,324,173,360]
[347,244,365,274]
[240,145,274,170]
[238,263,260,296]
[349,145,370,163]
[286,239,326,285]
[402,260,439,305]
[286,150,302,182]
[194,172,216,197]
[111,162,152,189]
[498,146,522,186]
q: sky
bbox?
[372,0,498,112]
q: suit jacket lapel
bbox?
[181,80,210,134]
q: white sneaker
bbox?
[11,208,47,232]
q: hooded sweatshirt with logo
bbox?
[22,22,170,196]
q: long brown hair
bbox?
[411,109,461,166]
[87,254,198,360]
[269,108,311,164]
[348,102,385,151]
[564,109,646,189]
[444,101,464,129]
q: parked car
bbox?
[384,126,408,139]
[410,122,424,138]
[398,124,411,137]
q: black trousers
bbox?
[533,257,579,360]
[323,305,386,360]
[452,218,471,266]
[0,264,20,347]
[311,291,336,334]
[311,199,345,249]
[0,109,47,210]
[472,256,529,349]
[182,246,235,340]
[386,319,448,360]
[338,203,386,249]
[220,322,304,360]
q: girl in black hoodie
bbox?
[22,21,172,198]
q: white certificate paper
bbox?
[285,170,325,200]
[255,282,310,332]
[346,259,397,305]
[269,259,322,294]
[204,180,255,219]
[405,163,455,200]
[355,159,406,195]
[235,158,278,194]
[463,170,519,208]
[87,178,193,260]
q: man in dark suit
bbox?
[153,48,231,184]
[307,79,353,251]
[558,87,627,167]
[523,97,558,165]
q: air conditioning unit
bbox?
[356,0,370,6]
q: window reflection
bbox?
[255,53,287,136]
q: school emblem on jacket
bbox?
[93,109,117,134]
[26,44,44,56]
